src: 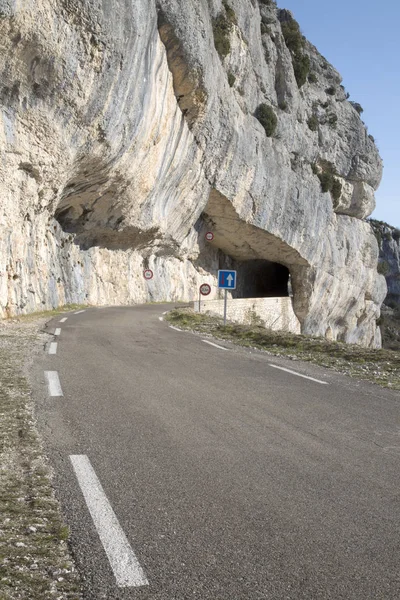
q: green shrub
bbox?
[307,115,319,131]
[328,113,338,128]
[331,178,342,201]
[350,101,364,115]
[280,17,309,87]
[255,103,278,137]
[313,160,341,198]
[318,171,334,193]
[223,0,237,24]
[393,229,400,243]
[279,100,288,111]
[213,15,231,58]
[228,72,236,87]
[213,2,236,60]
[326,86,336,96]
[293,54,310,87]
[308,72,318,84]
[377,261,390,276]
[311,163,318,175]
[319,159,337,175]
[281,19,303,55]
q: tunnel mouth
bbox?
[200,188,312,324]
[233,259,290,298]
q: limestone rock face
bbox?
[369,220,400,308]
[0,0,387,347]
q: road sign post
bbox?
[199,283,211,312]
[217,270,237,326]
[223,289,228,326]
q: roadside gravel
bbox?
[0,316,82,600]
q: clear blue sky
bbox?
[277,0,399,228]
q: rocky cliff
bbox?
[0,0,387,346]
[369,220,400,309]
[368,220,400,349]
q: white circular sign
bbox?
[205,232,214,241]
[200,283,211,296]
[143,269,153,280]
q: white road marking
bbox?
[159,316,163,322]
[45,371,63,396]
[74,310,86,315]
[162,311,168,315]
[54,328,61,336]
[169,325,182,332]
[69,455,148,588]
[269,364,328,385]
[202,340,229,351]
[60,317,68,323]
[48,342,58,355]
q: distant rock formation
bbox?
[369,220,400,308]
[0,0,386,346]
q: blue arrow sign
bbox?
[218,270,237,290]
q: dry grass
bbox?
[0,319,82,599]
[167,309,400,391]
[3,304,88,324]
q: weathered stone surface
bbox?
[369,220,400,308]
[0,0,387,347]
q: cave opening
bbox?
[232,259,290,299]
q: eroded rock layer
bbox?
[0,0,387,346]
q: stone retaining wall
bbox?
[192,297,301,334]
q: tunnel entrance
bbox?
[234,260,290,298]
[201,188,311,323]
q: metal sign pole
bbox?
[199,290,201,313]
[223,289,227,326]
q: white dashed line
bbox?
[269,364,328,385]
[54,328,61,336]
[60,317,68,323]
[169,326,182,332]
[48,342,58,355]
[45,371,63,396]
[70,455,148,588]
[74,310,86,315]
[159,316,163,322]
[202,340,229,351]
[162,311,168,315]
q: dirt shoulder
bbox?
[166,309,400,391]
[0,314,82,600]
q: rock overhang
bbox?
[0,0,387,347]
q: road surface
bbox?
[31,304,400,599]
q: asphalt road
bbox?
[32,304,400,599]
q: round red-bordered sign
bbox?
[143,269,154,280]
[200,283,211,296]
[205,232,214,241]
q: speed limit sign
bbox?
[200,283,211,296]
[205,232,214,241]
[143,269,153,280]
